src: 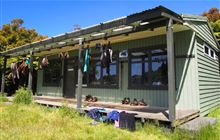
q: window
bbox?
[210,50,214,58]
[86,53,118,88]
[43,59,62,86]
[129,47,168,89]
[204,44,216,60]
[204,46,209,55]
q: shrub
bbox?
[0,93,9,102]
[13,87,32,105]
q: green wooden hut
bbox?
[1,6,219,124]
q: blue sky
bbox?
[1,0,220,37]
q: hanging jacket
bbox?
[40,56,49,69]
[83,48,90,72]
[102,48,113,74]
[25,57,30,65]
[11,62,20,85]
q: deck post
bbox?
[1,56,7,93]
[166,18,176,124]
[77,38,84,109]
[28,50,34,91]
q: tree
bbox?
[0,18,47,50]
[202,8,220,43]
[0,18,47,94]
[202,8,220,22]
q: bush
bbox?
[0,93,9,102]
[13,87,32,105]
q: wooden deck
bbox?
[33,96,200,127]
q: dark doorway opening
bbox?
[63,58,77,98]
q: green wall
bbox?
[36,58,64,97]
[196,37,220,116]
[78,30,200,109]
[37,30,201,109]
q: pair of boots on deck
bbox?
[121,97,147,106]
[85,95,98,102]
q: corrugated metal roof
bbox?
[1,5,219,56]
[0,5,182,56]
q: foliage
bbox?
[202,8,220,43]
[0,18,47,50]
[0,103,220,140]
[13,87,32,105]
[0,18,47,94]
[0,93,9,102]
[202,8,220,23]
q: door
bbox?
[63,59,76,98]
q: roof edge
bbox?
[181,14,208,22]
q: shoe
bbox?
[92,97,98,102]
[121,97,126,104]
[85,95,92,101]
[138,99,147,106]
[125,97,130,104]
[130,98,138,106]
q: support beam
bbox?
[1,57,7,93]
[166,18,176,124]
[77,38,84,109]
[28,51,34,91]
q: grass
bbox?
[0,93,8,102]
[0,103,219,140]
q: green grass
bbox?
[0,103,219,140]
[0,93,8,102]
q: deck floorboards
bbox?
[33,96,199,126]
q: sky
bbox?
[0,0,220,37]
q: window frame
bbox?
[203,43,216,60]
[42,58,62,87]
[128,45,168,90]
[85,52,119,89]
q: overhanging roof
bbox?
[1,5,183,57]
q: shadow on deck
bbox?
[33,96,199,127]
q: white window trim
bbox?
[203,43,216,60]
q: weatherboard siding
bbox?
[175,31,200,110]
[196,37,220,116]
[187,21,218,50]
[36,30,200,109]
[37,70,63,97]
[78,30,199,109]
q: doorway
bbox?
[63,58,77,98]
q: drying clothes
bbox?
[109,49,113,63]
[25,57,30,65]
[40,56,49,69]
[104,110,119,122]
[64,52,70,59]
[83,48,90,72]
[11,62,19,84]
[58,52,64,60]
[87,108,106,121]
[95,43,101,49]
[119,111,127,129]
[59,52,70,60]
[18,60,28,76]
[100,45,113,74]
[119,111,136,131]
[17,60,29,87]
